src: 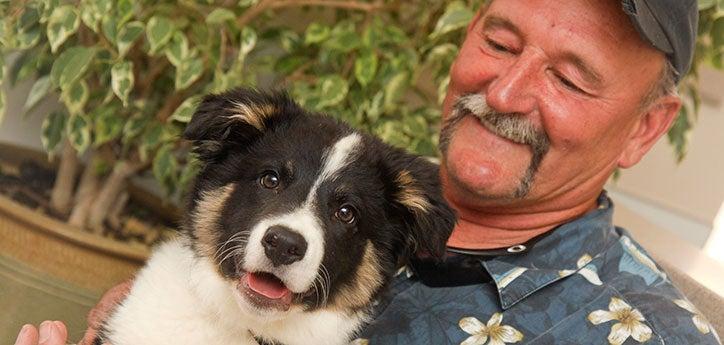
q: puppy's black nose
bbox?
[262,226,307,266]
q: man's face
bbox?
[441,0,667,210]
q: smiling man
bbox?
[359,0,721,344]
[13,0,722,345]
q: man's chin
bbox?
[440,157,525,205]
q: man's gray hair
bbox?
[640,59,678,109]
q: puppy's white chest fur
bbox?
[102,239,366,345]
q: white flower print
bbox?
[673,299,712,335]
[459,313,524,345]
[587,297,653,345]
[559,254,602,285]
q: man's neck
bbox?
[446,196,599,250]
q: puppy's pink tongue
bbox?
[246,273,290,299]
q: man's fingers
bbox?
[87,279,134,329]
[38,321,68,345]
[14,324,38,345]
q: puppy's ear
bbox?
[183,88,301,161]
[384,151,457,259]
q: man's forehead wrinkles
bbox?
[482,11,605,89]
[482,15,524,38]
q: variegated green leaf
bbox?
[304,23,330,45]
[139,122,163,162]
[13,6,42,49]
[15,27,42,50]
[60,79,89,115]
[116,0,134,25]
[153,143,178,195]
[41,111,66,152]
[93,105,124,146]
[178,154,200,193]
[146,16,174,54]
[50,46,96,90]
[429,1,473,40]
[101,15,118,45]
[23,75,51,114]
[317,75,348,108]
[239,26,257,58]
[117,21,144,57]
[111,61,134,106]
[170,95,201,123]
[384,72,409,111]
[354,50,378,87]
[66,113,91,153]
[238,0,259,7]
[164,31,189,67]
[80,0,111,32]
[39,0,60,23]
[206,8,235,25]
[175,57,203,90]
[122,114,147,144]
[47,5,79,53]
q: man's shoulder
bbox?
[594,230,721,344]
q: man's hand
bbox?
[13,279,133,345]
[14,321,68,345]
[78,279,133,345]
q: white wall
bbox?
[609,67,724,253]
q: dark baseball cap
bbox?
[621,0,699,83]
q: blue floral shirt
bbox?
[357,194,722,345]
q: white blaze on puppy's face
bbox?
[243,133,363,293]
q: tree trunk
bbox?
[68,158,101,228]
[107,190,129,232]
[87,161,142,233]
[49,142,79,216]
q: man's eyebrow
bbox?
[559,52,604,87]
[482,15,523,38]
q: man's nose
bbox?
[485,50,541,115]
[262,225,308,267]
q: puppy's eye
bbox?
[260,171,280,189]
[335,205,356,224]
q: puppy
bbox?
[98,88,456,345]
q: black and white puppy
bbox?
[99,88,456,345]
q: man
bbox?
[15,0,721,344]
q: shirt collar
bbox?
[481,192,620,310]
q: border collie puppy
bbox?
[98,88,456,345]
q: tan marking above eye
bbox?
[227,102,277,130]
[395,170,431,213]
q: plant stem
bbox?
[87,160,144,233]
[68,156,101,228]
[49,141,79,216]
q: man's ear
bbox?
[183,88,300,162]
[384,151,457,259]
[617,95,681,168]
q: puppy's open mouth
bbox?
[238,272,293,311]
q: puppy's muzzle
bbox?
[262,226,308,267]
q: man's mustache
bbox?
[451,93,550,155]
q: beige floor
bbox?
[0,255,97,344]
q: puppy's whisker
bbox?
[213,233,248,262]
[219,246,247,268]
